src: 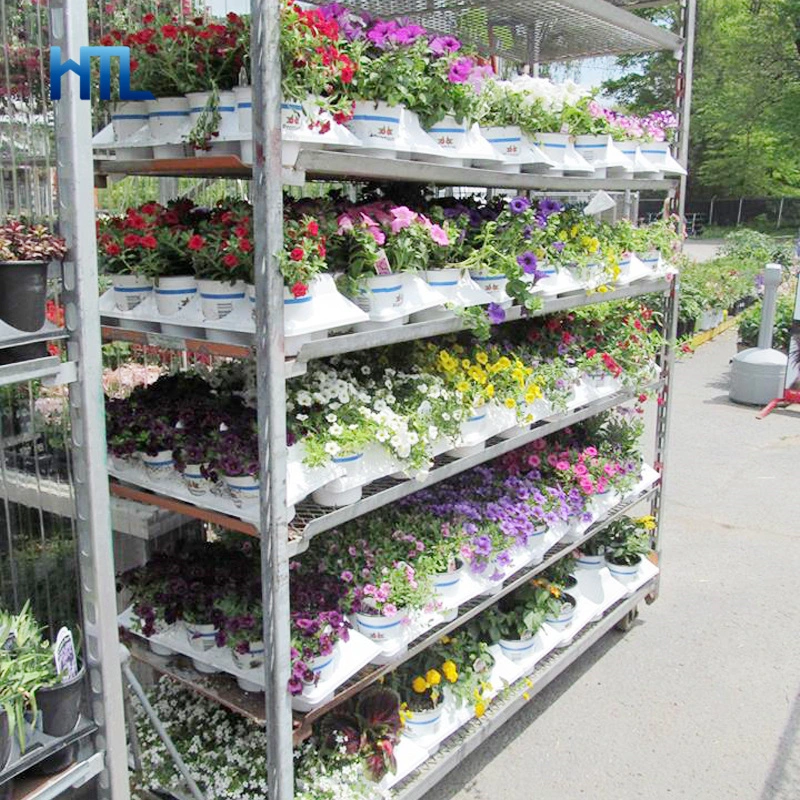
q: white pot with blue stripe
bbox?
[469,270,510,305]
[281,99,307,133]
[283,283,315,324]
[353,606,408,643]
[573,134,632,178]
[425,115,468,161]
[312,451,365,507]
[499,629,541,662]
[433,559,464,603]
[224,473,260,503]
[112,274,153,311]
[636,250,663,274]
[155,275,197,316]
[146,96,190,157]
[111,100,150,158]
[186,620,219,653]
[576,552,605,570]
[403,702,443,739]
[346,101,403,154]
[545,594,576,630]
[141,449,174,477]
[197,279,247,320]
[233,640,265,692]
[605,555,642,583]
[304,644,340,687]
[360,273,405,320]
[181,463,211,496]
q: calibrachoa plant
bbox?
[279,215,328,297]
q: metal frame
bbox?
[50,0,130,795]
[36,0,688,796]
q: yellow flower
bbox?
[636,515,657,531]
[461,359,471,369]
[475,700,486,718]
[442,660,458,683]
[425,669,442,686]
[496,356,511,371]
[504,398,516,409]
[440,635,451,644]
[523,692,530,701]
[524,384,543,403]
[476,352,488,365]
[412,676,428,694]
[469,366,487,385]
[456,380,470,393]
[549,584,561,598]
[597,285,609,293]
[570,224,579,238]
[485,383,495,399]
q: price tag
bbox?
[53,627,78,681]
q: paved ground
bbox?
[683,239,723,263]
[427,329,800,800]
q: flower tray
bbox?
[99,275,368,353]
[118,607,380,710]
[608,555,659,598]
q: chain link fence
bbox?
[640,196,800,235]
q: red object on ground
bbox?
[757,389,800,419]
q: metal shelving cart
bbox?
[35,0,694,797]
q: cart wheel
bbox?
[615,606,639,632]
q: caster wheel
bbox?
[615,606,639,632]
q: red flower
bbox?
[317,243,326,258]
[140,202,160,216]
[585,348,597,359]
[100,34,114,46]
[239,238,253,253]
[289,247,304,262]
[123,234,140,248]
[291,281,308,298]
[140,234,157,249]
[161,24,179,39]
[341,65,354,84]
[223,253,238,268]
[306,220,319,236]
[143,12,155,23]
[187,234,205,251]
[105,243,121,256]
[638,393,648,403]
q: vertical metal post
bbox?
[737,197,744,226]
[650,279,679,586]
[777,197,784,230]
[708,196,715,226]
[677,0,696,222]
[50,0,130,796]
[251,0,293,796]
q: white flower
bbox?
[324,441,341,456]
[296,413,308,421]
[296,391,313,407]
[360,365,371,375]
[418,383,428,395]
[329,423,344,436]
[325,413,337,423]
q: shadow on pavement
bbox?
[761,687,800,800]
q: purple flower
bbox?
[390,24,425,45]
[509,196,531,215]
[517,251,538,274]
[539,198,563,217]
[367,20,397,48]
[448,56,474,83]
[487,303,506,325]
[473,535,492,556]
[552,241,566,253]
[429,35,461,56]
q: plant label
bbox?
[54,627,78,681]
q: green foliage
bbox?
[737,289,797,351]
[605,1,800,196]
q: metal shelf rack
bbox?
[45,0,691,796]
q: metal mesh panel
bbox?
[335,0,681,62]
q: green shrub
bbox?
[737,290,796,351]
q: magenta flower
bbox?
[448,57,474,83]
[382,603,398,617]
[429,35,461,56]
[555,460,570,471]
[390,205,416,233]
[429,224,450,246]
[527,454,541,468]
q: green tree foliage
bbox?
[603,0,800,197]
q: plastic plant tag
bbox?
[374,249,393,276]
[54,627,79,682]
[2,631,15,651]
[583,190,617,216]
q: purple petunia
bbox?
[487,303,506,325]
[517,251,538,274]
[429,35,461,56]
[552,240,566,253]
[538,198,563,217]
[473,535,493,556]
[448,56,474,83]
[509,196,531,214]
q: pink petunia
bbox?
[527,454,541,468]
[390,205,417,233]
[429,224,450,246]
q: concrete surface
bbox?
[427,329,800,800]
[683,240,723,263]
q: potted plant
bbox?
[391,654,445,739]
[603,516,653,581]
[277,215,328,317]
[0,219,66,365]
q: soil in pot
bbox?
[36,666,85,738]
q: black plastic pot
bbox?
[0,708,11,772]
[37,666,85,738]
[0,260,50,366]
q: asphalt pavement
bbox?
[426,328,800,800]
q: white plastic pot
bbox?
[111,101,149,158]
[225,473,260,502]
[469,271,510,303]
[425,115,468,154]
[576,553,604,569]
[181,463,211,496]
[545,598,576,629]
[353,606,408,643]
[235,86,252,133]
[141,450,174,476]
[197,279,246,320]
[359,274,405,319]
[155,275,197,316]
[346,101,403,150]
[284,284,315,325]
[433,560,464,601]
[498,633,539,662]
[146,96,190,141]
[281,100,306,133]
[303,645,339,686]
[185,621,218,652]
[112,274,153,311]
[403,703,443,739]
[606,555,642,582]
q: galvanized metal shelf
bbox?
[0,357,76,389]
[295,482,659,737]
[391,578,657,800]
[98,278,671,370]
[105,382,660,554]
[339,0,682,63]
[0,322,67,354]
[10,752,105,800]
[94,153,679,192]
